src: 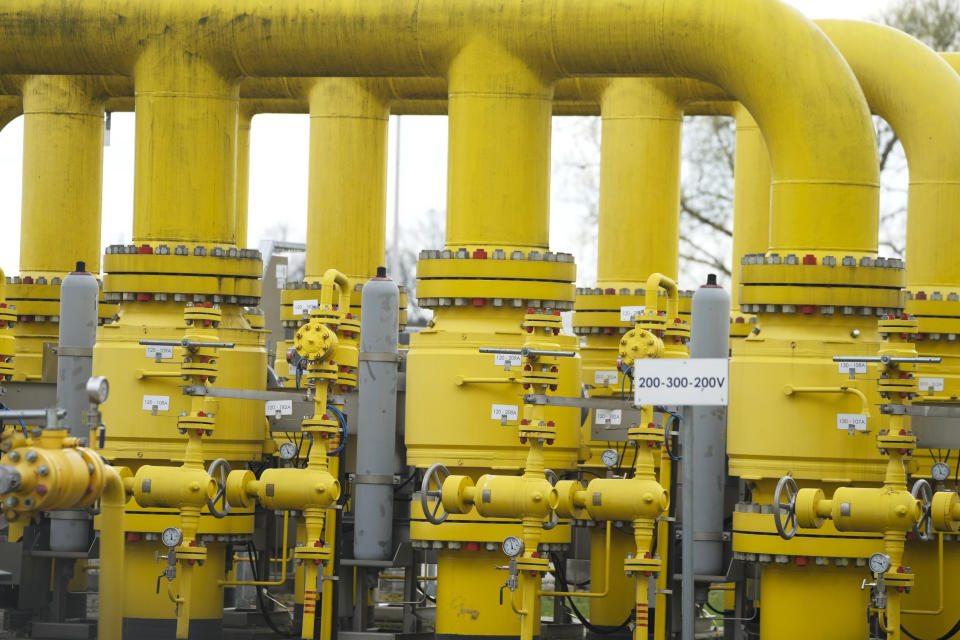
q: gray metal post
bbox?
[56,262,99,439]
[683,274,730,640]
[353,267,400,560]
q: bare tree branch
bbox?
[680,197,733,237]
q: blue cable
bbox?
[0,402,27,436]
[326,404,347,456]
[620,366,633,399]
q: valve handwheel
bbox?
[207,458,232,519]
[421,463,450,525]
[542,468,560,531]
[911,478,933,543]
[774,475,799,540]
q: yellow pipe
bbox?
[306,79,390,282]
[818,21,960,289]
[644,273,679,322]
[901,533,943,616]
[782,385,871,415]
[730,104,771,302]
[236,108,252,249]
[220,510,291,587]
[539,520,611,598]
[590,78,728,288]
[132,48,239,245]
[19,75,106,277]
[98,466,128,640]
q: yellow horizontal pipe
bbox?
[0,0,879,256]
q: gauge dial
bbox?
[161,527,183,548]
[600,448,619,469]
[502,536,525,558]
[868,552,891,575]
[85,376,109,404]
[932,462,951,482]
[278,441,298,461]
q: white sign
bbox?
[265,400,294,417]
[837,413,868,433]
[620,306,646,323]
[142,395,170,412]
[293,299,319,316]
[594,370,618,385]
[838,361,868,375]
[145,345,174,360]
[595,409,622,425]
[288,362,297,376]
[491,404,519,422]
[494,353,522,368]
[632,359,729,406]
[919,377,945,393]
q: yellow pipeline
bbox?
[729,105,771,304]
[0,0,879,252]
[18,76,107,276]
[819,21,960,287]
[132,49,239,245]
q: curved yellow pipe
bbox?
[818,21,960,290]
[0,0,879,256]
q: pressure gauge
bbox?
[932,462,951,483]
[161,526,183,548]
[85,376,109,404]
[278,441,298,461]
[868,552,891,575]
[502,536,525,558]
[600,448,619,469]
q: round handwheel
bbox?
[420,463,450,525]
[207,458,232,519]
[773,475,799,540]
[911,478,933,543]
[542,469,560,531]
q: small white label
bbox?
[145,345,174,360]
[265,400,294,417]
[837,413,868,432]
[632,358,729,406]
[494,353,522,368]
[620,306,646,322]
[594,370,618,385]
[491,404,519,421]
[838,361,868,375]
[919,377,945,393]
[293,299,319,316]
[595,409,622,425]
[288,362,297,376]
[142,395,170,412]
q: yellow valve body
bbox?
[249,468,340,511]
[131,466,217,509]
[444,474,558,519]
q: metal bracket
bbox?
[523,394,632,410]
[479,347,576,359]
[182,385,307,402]
[358,352,400,363]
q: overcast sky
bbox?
[0,0,895,285]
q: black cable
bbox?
[247,541,297,637]
[395,469,418,492]
[550,551,633,634]
[902,617,960,640]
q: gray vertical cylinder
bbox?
[56,262,99,439]
[687,274,729,579]
[353,268,400,560]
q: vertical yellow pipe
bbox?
[98,467,127,640]
[19,75,105,276]
[305,79,389,282]
[236,107,253,249]
[596,80,682,289]
[132,49,239,245]
[444,43,552,251]
[730,105,771,304]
